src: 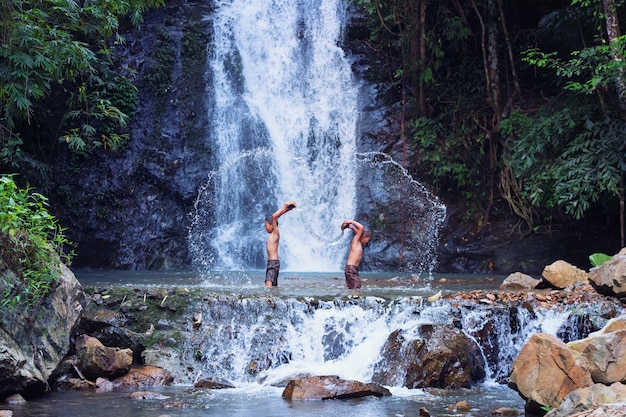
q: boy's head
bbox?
[361,227,372,246]
[264,217,274,233]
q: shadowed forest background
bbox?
[1,0,625,273]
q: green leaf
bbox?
[589,253,612,267]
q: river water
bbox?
[73,269,505,298]
[8,383,524,417]
[3,271,537,417]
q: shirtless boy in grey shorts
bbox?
[264,201,296,287]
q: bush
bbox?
[0,175,73,320]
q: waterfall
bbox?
[189,0,358,272]
[188,0,447,275]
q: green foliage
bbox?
[413,117,477,189]
[350,0,626,238]
[589,252,612,267]
[523,35,626,95]
[0,175,73,320]
[501,100,625,220]
[503,0,626,229]
[60,78,134,152]
[0,0,163,158]
[0,134,24,168]
[350,0,378,16]
[411,89,490,202]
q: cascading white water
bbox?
[190,0,358,271]
[181,295,582,388]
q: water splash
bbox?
[355,152,447,273]
[189,148,275,271]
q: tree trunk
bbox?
[619,176,626,248]
[497,0,521,106]
[601,0,626,111]
[471,0,503,235]
[600,0,626,246]
[418,0,427,116]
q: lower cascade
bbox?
[140,291,613,389]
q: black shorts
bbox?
[265,260,280,286]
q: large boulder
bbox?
[544,382,626,417]
[508,333,594,415]
[500,272,541,290]
[75,334,133,380]
[542,260,589,289]
[509,316,626,415]
[113,365,174,387]
[194,376,236,389]
[281,375,391,400]
[371,323,486,389]
[589,248,626,300]
[568,316,626,385]
[0,264,84,399]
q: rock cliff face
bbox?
[0,264,84,398]
[47,0,216,270]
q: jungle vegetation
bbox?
[351,0,626,247]
[0,175,72,319]
[0,0,163,157]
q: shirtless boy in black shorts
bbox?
[264,201,296,287]
[341,220,372,290]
